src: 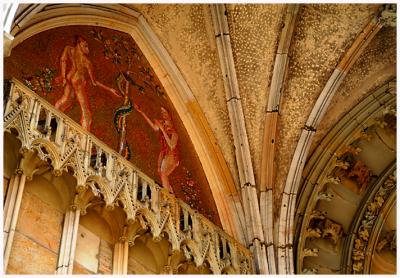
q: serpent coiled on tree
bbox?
[113,73,133,160]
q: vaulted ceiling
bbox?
[126,3,395,194]
[3,3,396,274]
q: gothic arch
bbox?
[7,4,246,243]
[294,81,396,274]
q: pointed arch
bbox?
[8,4,246,243]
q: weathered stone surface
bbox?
[7,231,57,274]
[4,177,10,198]
[312,27,396,152]
[130,4,239,186]
[73,262,94,274]
[16,190,64,253]
[3,4,397,275]
[275,4,376,203]
[98,239,113,274]
[75,224,101,273]
[128,253,156,274]
[3,133,21,178]
[226,4,286,185]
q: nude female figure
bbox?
[54,36,121,131]
[134,103,179,193]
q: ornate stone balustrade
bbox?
[3,78,253,274]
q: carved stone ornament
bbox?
[321,218,343,246]
[334,143,372,194]
[377,4,397,27]
[302,268,318,274]
[351,171,396,273]
[303,248,319,257]
[376,230,396,252]
[3,79,254,274]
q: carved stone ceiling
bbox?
[129,4,286,187]
[273,4,379,197]
[225,4,286,184]
[130,4,239,184]
[129,4,393,196]
[2,3,396,275]
[312,26,396,153]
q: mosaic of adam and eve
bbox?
[5,26,219,224]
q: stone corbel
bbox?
[73,188,98,215]
[316,191,334,202]
[305,227,322,239]
[19,148,49,181]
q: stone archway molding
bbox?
[293,81,396,273]
[7,4,247,244]
[276,5,396,274]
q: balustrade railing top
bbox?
[4,78,253,274]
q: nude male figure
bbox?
[55,36,121,131]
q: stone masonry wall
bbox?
[7,187,63,274]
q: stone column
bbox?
[210,4,267,274]
[3,170,26,270]
[259,6,299,274]
[112,240,129,274]
[56,208,81,274]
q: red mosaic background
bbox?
[4,25,220,225]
